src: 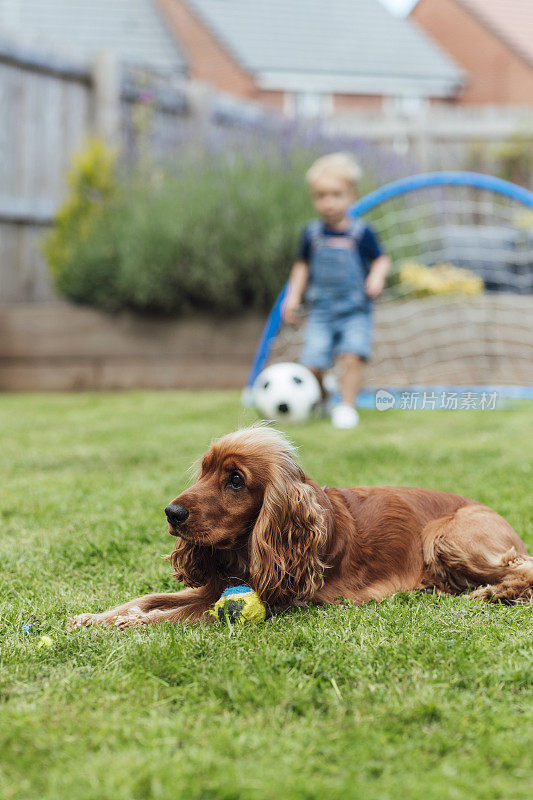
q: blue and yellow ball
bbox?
[212,586,266,624]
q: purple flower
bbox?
[138,89,155,104]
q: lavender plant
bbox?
[47,118,416,316]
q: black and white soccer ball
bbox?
[253,362,321,422]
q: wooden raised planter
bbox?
[0,294,532,391]
[0,303,265,391]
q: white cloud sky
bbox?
[378,0,418,16]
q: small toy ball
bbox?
[212,586,266,624]
[38,635,53,649]
[253,362,321,423]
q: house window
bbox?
[385,95,427,115]
[290,92,333,119]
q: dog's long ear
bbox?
[249,475,327,604]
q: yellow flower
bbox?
[398,260,483,298]
[43,139,118,278]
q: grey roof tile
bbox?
[187,0,461,92]
[0,0,186,73]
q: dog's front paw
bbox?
[66,612,113,631]
[112,613,143,630]
[112,608,164,629]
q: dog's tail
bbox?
[469,551,533,604]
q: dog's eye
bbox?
[228,471,245,490]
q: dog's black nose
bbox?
[165,503,189,524]
[277,403,289,414]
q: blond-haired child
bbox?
[283,153,391,428]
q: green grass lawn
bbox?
[1,392,532,800]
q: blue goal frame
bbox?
[245,171,533,391]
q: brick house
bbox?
[156,0,462,114]
[410,0,533,104]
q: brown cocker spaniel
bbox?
[68,426,533,629]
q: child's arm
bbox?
[365,254,391,299]
[282,260,309,324]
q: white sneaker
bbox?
[331,403,359,429]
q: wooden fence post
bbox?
[92,50,120,146]
[185,80,213,141]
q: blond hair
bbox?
[306,152,362,191]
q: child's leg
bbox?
[309,368,327,400]
[300,315,334,399]
[337,353,363,406]
[335,311,372,407]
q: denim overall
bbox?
[300,219,373,368]
[306,219,369,318]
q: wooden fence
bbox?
[0,44,90,302]
[0,43,190,304]
[326,104,533,178]
[0,41,272,306]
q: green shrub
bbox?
[465,131,533,188]
[43,138,119,296]
[44,143,329,316]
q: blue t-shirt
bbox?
[298,221,383,276]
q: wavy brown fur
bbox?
[68,426,533,630]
